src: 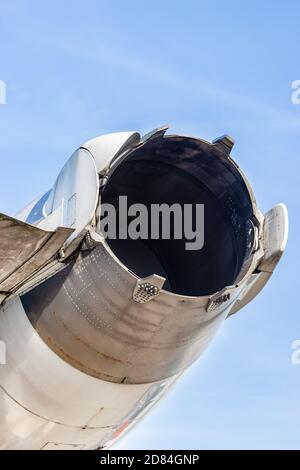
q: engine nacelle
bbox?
[19,128,288,384]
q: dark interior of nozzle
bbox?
[100,136,254,297]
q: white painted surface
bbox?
[42,148,99,241]
[260,203,289,273]
[15,195,40,222]
[81,131,141,174]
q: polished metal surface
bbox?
[132,275,165,304]
[0,128,288,449]
[21,241,241,384]
[20,133,261,385]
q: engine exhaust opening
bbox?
[100,136,255,297]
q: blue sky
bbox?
[0,0,299,449]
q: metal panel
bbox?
[41,148,99,243]
[0,297,167,449]
[82,132,141,175]
[41,443,84,450]
[228,203,288,316]
[259,203,288,273]
[21,241,241,384]
[0,213,72,294]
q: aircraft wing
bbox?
[0,213,73,298]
